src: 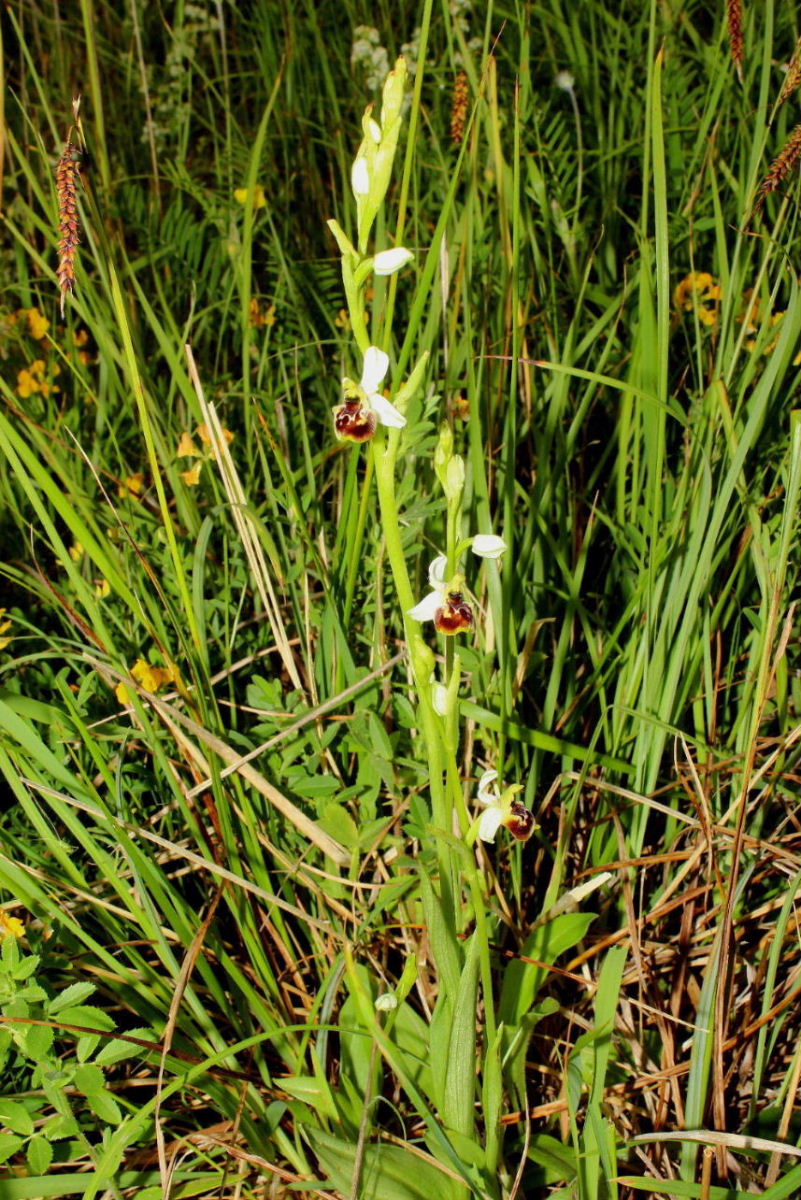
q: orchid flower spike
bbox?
[477,769,535,843]
[333,346,406,442]
[408,556,474,635]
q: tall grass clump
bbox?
[3,1,801,1198]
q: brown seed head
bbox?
[56,139,82,317]
[450,71,469,146]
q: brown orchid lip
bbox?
[504,800,535,842]
[434,590,474,635]
[333,398,377,442]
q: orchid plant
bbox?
[327,59,533,1194]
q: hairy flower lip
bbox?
[333,346,405,440]
[476,770,534,843]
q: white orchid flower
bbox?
[373,248,414,276]
[358,346,405,428]
[408,556,448,622]
[477,770,505,841]
[476,769,535,843]
[472,534,507,559]
[334,346,406,441]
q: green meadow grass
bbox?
[3,1,801,1197]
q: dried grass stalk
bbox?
[450,71,469,146]
[56,138,81,317]
[727,0,745,82]
[757,124,801,209]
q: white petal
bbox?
[477,770,499,805]
[472,534,507,559]
[368,117,382,143]
[371,393,406,429]
[351,157,370,196]
[360,346,390,394]
[428,555,449,586]
[373,248,414,276]
[478,806,504,842]
[408,590,441,622]
[432,683,448,716]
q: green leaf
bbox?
[0,1131,24,1164]
[281,1075,338,1120]
[0,1101,35,1136]
[94,1031,154,1068]
[84,1087,122,1126]
[11,955,40,983]
[499,912,596,1027]
[23,1024,54,1061]
[47,982,96,1015]
[26,1135,53,1176]
[52,1006,114,1033]
[73,1063,105,1097]
[305,1126,457,1200]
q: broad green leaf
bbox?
[305,1126,458,1200]
[26,1135,53,1176]
[0,1101,34,1136]
[499,912,596,1026]
[47,982,97,1015]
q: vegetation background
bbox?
[2,0,801,1197]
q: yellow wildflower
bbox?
[0,609,12,651]
[674,272,721,328]
[73,328,89,347]
[0,911,24,941]
[197,423,234,448]
[16,358,59,399]
[94,578,111,598]
[116,657,180,704]
[69,541,84,563]
[177,431,201,458]
[16,368,38,398]
[249,298,277,328]
[118,473,145,499]
[234,185,267,208]
[335,308,351,330]
[180,463,203,487]
[26,308,49,340]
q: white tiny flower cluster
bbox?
[351,26,390,93]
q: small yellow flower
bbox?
[674,272,721,328]
[118,473,145,499]
[26,308,49,340]
[197,423,234,448]
[16,358,59,398]
[16,368,38,398]
[69,541,84,563]
[177,431,201,458]
[0,609,12,652]
[116,657,180,704]
[234,185,267,209]
[180,463,203,487]
[248,298,277,328]
[73,328,90,348]
[94,578,111,598]
[335,308,351,330]
[0,911,24,941]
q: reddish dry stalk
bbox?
[779,37,801,107]
[727,0,744,82]
[56,138,81,317]
[757,124,801,207]
[450,70,469,146]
